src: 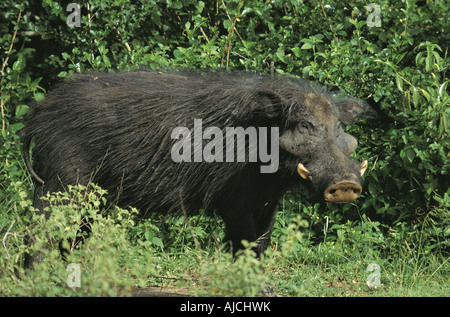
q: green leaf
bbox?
[368,181,380,198]
[15,105,29,117]
[343,65,353,77]
[172,1,183,9]
[152,237,164,248]
[61,52,70,60]
[400,148,415,163]
[275,48,286,63]
[223,19,231,29]
[439,112,448,138]
[314,33,324,40]
[425,54,431,72]
[301,43,313,50]
[34,92,45,102]
[404,90,411,110]
[412,88,419,107]
[420,89,430,101]
[291,47,302,57]
[195,1,204,13]
[10,122,24,132]
[395,73,403,92]
[29,77,42,90]
[438,81,448,98]
[173,48,184,59]
[406,149,415,163]
[12,54,25,72]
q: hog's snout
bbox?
[324,181,362,203]
[296,160,368,203]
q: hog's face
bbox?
[279,92,368,203]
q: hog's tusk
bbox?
[297,163,310,179]
[360,160,368,177]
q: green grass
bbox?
[0,183,448,297]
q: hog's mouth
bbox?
[296,160,368,203]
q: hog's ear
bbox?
[255,91,284,119]
[335,98,369,125]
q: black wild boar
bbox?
[23,70,369,255]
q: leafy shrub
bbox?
[194,243,269,296]
[0,184,157,296]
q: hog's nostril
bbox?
[324,182,362,203]
[349,186,361,194]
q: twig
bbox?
[1,2,24,131]
[115,28,131,52]
[318,0,328,20]
[3,220,24,259]
[199,26,210,44]
[220,0,243,69]
[179,188,201,251]
[0,7,23,76]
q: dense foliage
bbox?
[1,0,448,296]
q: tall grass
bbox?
[1,183,448,296]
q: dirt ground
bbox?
[131,286,191,297]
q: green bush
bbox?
[0,184,157,296]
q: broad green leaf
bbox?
[412,88,419,107]
[439,112,448,138]
[15,105,29,117]
[34,92,45,102]
[12,54,25,71]
[292,47,302,57]
[301,43,313,50]
[396,73,403,92]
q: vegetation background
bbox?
[0,0,448,296]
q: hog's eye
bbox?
[286,120,313,132]
[336,124,345,137]
[286,120,298,130]
[300,122,309,129]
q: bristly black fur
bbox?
[23,69,368,254]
